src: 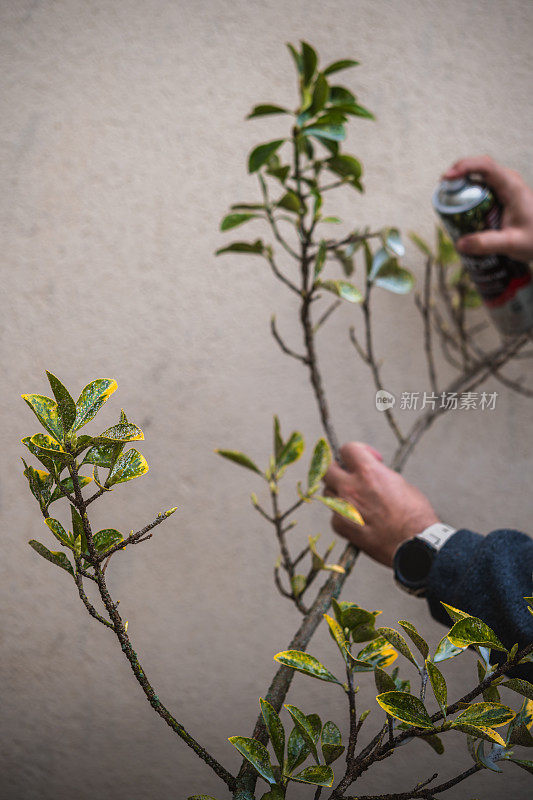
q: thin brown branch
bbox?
[271,316,309,364]
[349,325,369,363]
[259,173,300,260]
[315,299,342,332]
[264,248,301,295]
[97,509,176,561]
[74,567,113,628]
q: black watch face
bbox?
[394,538,435,594]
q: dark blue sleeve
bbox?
[426,528,533,681]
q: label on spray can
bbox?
[432,177,533,335]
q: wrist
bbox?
[393,522,457,597]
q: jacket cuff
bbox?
[426,528,483,625]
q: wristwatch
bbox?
[393,523,457,597]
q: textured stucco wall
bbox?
[1,1,532,798]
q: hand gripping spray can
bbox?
[432,177,533,336]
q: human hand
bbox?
[442,155,533,262]
[323,442,439,568]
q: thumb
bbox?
[457,228,522,259]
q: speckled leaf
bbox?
[98,423,144,442]
[286,726,310,774]
[285,706,319,763]
[324,614,349,663]
[274,650,340,684]
[248,140,285,173]
[509,758,533,775]
[376,691,434,729]
[441,602,470,624]
[260,698,285,767]
[73,379,118,431]
[378,627,419,669]
[73,435,94,456]
[21,393,64,441]
[29,434,68,466]
[22,462,53,510]
[374,667,396,694]
[107,449,149,486]
[433,635,468,663]
[21,436,57,472]
[315,495,364,526]
[46,372,77,431]
[70,505,88,556]
[321,721,344,764]
[93,528,124,555]
[420,733,445,754]
[339,603,377,632]
[45,517,73,548]
[409,231,433,258]
[448,617,507,652]
[216,240,264,255]
[453,703,515,729]
[450,724,506,747]
[426,660,447,715]
[29,540,74,576]
[318,279,362,303]
[292,765,334,786]
[228,737,275,784]
[501,679,533,702]
[349,636,398,672]
[82,442,122,469]
[216,449,263,476]
[50,474,92,504]
[398,620,429,659]
[307,438,331,490]
[277,432,304,473]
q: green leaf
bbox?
[273,416,283,462]
[98,423,144,442]
[82,440,123,468]
[220,213,259,231]
[29,540,74,576]
[440,602,470,624]
[107,448,149,486]
[274,650,340,684]
[437,227,458,265]
[292,764,334,786]
[286,42,302,74]
[215,449,263,476]
[377,627,419,669]
[370,250,414,294]
[317,279,362,303]
[323,59,359,76]
[409,231,433,258]
[509,758,533,775]
[328,86,356,105]
[327,154,362,182]
[315,495,364,526]
[334,601,377,631]
[45,517,73,548]
[301,41,318,85]
[291,574,307,598]
[307,438,331,490]
[284,705,319,763]
[433,635,468,663]
[336,102,374,119]
[93,528,124,555]
[420,733,445,755]
[398,621,429,659]
[46,371,76,431]
[260,789,284,800]
[49,474,92,504]
[228,737,276,784]
[322,216,342,224]
[426,660,447,715]
[247,104,289,119]
[73,379,118,432]
[376,691,434,729]
[248,140,285,173]
[21,394,64,441]
[374,667,396,694]
[304,124,346,142]
[216,240,265,256]
[501,679,533,702]
[276,432,304,473]
[71,505,88,556]
[447,617,507,652]
[277,191,302,214]
[29,433,67,461]
[308,73,328,115]
[451,723,506,746]
[384,228,405,258]
[260,698,285,768]
[453,702,516,729]
[21,435,57,472]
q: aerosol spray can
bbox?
[432,177,533,336]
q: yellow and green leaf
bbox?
[22,394,64,441]
[73,378,118,431]
[107,449,149,486]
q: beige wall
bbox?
[1,1,532,798]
